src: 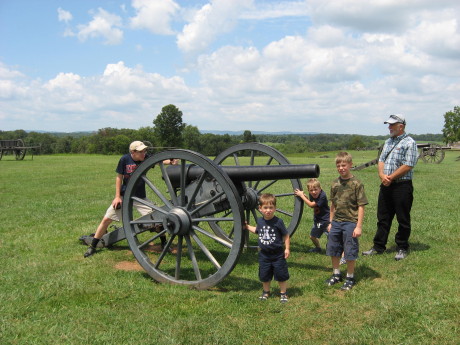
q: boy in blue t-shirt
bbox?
[83,141,176,258]
[245,193,290,303]
[294,178,330,253]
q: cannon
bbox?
[0,139,41,160]
[417,143,451,164]
[352,143,450,170]
[105,143,318,289]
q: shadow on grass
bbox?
[355,263,381,282]
[385,241,430,253]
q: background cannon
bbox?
[352,143,450,170]
[120,143,319,289]
[0,139,41,160]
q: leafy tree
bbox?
[153,104,185,148]
[442,106,460,144]
[242,130,256,143]
[183,125,202,152]
[348,135,366,150]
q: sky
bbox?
[1,0,459,135]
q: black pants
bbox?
[374,181,413,251]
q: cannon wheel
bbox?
[420,144,445,164]
[14,139,26,160]
[213,143,303,240]
[122,149,245,289]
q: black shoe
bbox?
[259,290,270,301]
[325,273,343,286]
[84,246,97,258]
[362,247,383,256]
[341,277,356,290]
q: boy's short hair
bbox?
[335,151,353,164]
[306,178,321,190]
[259,193,276,206]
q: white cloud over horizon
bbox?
[1,0,459,135]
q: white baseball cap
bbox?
[384,114,406,125]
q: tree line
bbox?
[1,104,455,156]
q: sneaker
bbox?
[259,290,270,301]
[394,249,408,261]
[280,293,288,303]
[339,257,346,265]
[325,273,343,286]
[84,246,97,258]
[308,247,321,253]
[341,277,356,290]
[362,247,382,256]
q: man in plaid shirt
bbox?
[363,114,418,260]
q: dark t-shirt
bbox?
[116,153,149,198]
[310,189,330,223]
[255,216,288,252]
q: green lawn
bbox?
[1,150,459,344]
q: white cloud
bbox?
[129,0,179,35]
[57,7,73,23]
[241,1,308,20]
[177,0,253,53]
[3,1,460,133]
[77,8,123,45]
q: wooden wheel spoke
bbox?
[143,175,174,209]
[175,236,184,279]
[193,225,233,249]
[191,232,221,269]
[159,161,178,206]
[185,235,201,281]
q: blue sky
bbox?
[1,0,460,135]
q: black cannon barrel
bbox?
[166,164,320,188]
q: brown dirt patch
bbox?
[114,261,144,271]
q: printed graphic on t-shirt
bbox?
[259,225,277,246]
[125,164,137,174]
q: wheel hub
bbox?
[163,207,192,236]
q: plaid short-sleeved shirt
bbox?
[379,133,418,181]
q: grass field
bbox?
[1,149,459,344]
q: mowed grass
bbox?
[0,150,459,345]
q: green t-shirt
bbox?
[330,176,368,223]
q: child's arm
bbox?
[352,205,365,238]
[244,221,257,234]
[293,189,316,208]
[283,234,290,259]
[327,203,335,232]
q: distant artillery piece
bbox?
[417,143,451,164]
[352,143,450,170]
[81,143,319,289]
[0,139,41,160]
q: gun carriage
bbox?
[82,143,319,289]
[352,143,450,170]
[0,139,41,160]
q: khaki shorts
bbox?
[104,199,153,222]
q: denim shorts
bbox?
[325,221,359,260]
[310,221,330,238]
[258,250,289,282]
